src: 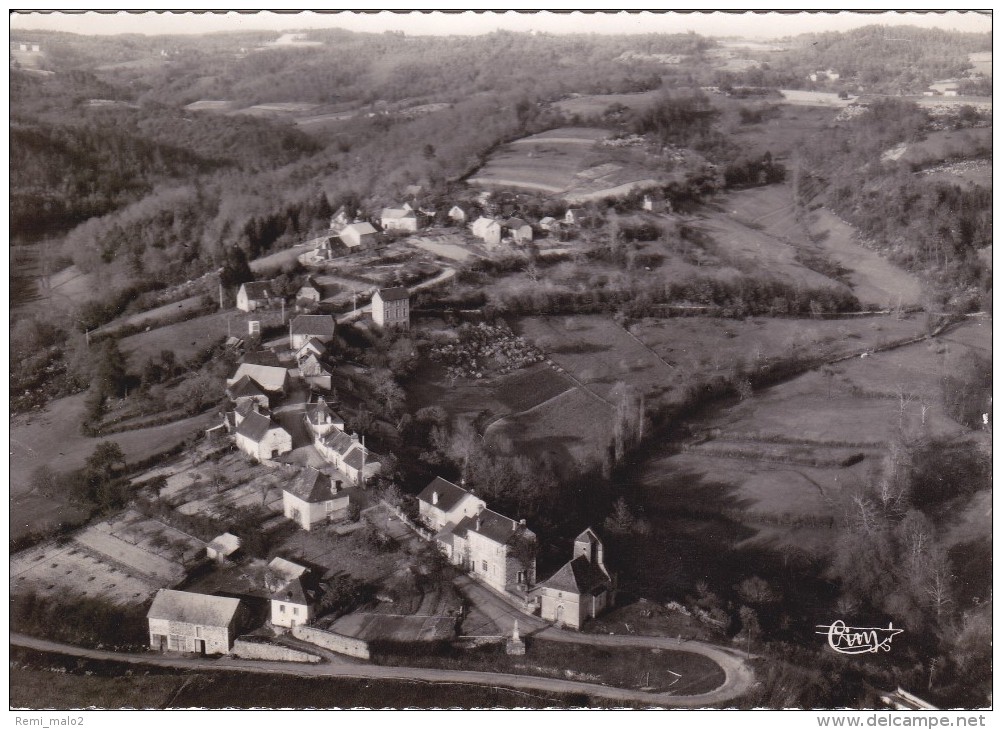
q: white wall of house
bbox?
[373,297,409,329]
[536,586,609,630]
[419,494,484,531]
[271,598,313,628]
[236,428,292,462]
[283,491,348,531]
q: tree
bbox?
[86,441,126,481]
[738,605,761,656]
[219,245,253,289]
[737,576,779,605]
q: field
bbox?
[10,394,216,540]
[969,51,992,76]
[723,104,837,161]
[467,126,668,200]
[552,89,665,117]
[777,90,854,107]
[10,509,205,605]
[118,309,268,364]
[897,127,993,167]
[802,209,923,309]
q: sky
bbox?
[8,9,993,39]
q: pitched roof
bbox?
[455,509,533,546]
[322,429,357,457]
[285,466,336,503]
[268,557,308,583]
[299,354,331,377]
[305,400,342,425]
[418,477,473,513]
[340,222,377,243]
[290,314,336,338]
[228,375,267,400]
[271,575,319,605]
[376,287,409,302]
[240,281,273,300]
[240,350,283,367]
[537,555,611,596]
[381,207,416,220]
[236,410,283,442]
[505,217,529,229]
[343,444,378,471]
[472,217,500,235]
[235,400,256,418]
[147,589,241,627]
[229,363,288,392]
[297,337,327,356]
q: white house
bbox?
[282,466,351,531]
[371,287,410,330]
[315,430,380,486]
[380,207,419,233]
[295,337,328,362]
[448,205,469,224]
[234,411,293,461]
[289,314,336,350]
[147,589,243,655]
[533,528,614,630]
[438,509,535,596]
[304,399,344,439]
[564,208,589,226]
[417,477,486,532]
[236,281,277,312]
[339,222,378,250]
[271,575,320,628]
[504,217,533,244]
[298,353,333,392]
[539,216,558,232]
[471,217,502,246]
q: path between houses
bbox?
[10,631,753,708]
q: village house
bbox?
[282,466,352,531]
[339,222,378,250]
[298,353,333,392]
[315,430,380,485]
[227,375,270,410]
[533,528,614,630]
[206,532,242,563]
[380,206,419,233]
[642,193,670,213]
[448,204,470,224]
[539,216,558,232]
[227,362,289,394]
[271,574,321,628]
[371,287,410,330]
[471,216,502,246]
[289,314,336,350]
[438,509,536,596]
[504,217,533,244]
[296,277,334,304]
[147,589,243,655]
[417,477,486,532]
[304,398,344,439]
[296,336,328,362]
[267,556,308,591]
[329,206,352,232]
[234,410,293,461]
[564,208,589,226]
[236,280,278,312]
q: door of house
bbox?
[195,639,205,656]
[556,604,564,626]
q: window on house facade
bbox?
[168,634,185,651]
[481,560,487,572]
[195,626,203,638]
[280,605,286,613]
[517,570,526,584]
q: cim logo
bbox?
[816,620,903,654]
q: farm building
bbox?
[206,532,242,562]
[297,277,335,303]
[147,589,243,655]
[235,410,293,461]
[267,557,308,590]
[227,375,270,410]
[315,430,380,486]
[471,217,502,246]
[304,398,344,439]
[329,207,352,232]
[339,222,378,250]
[289,314,337,350]
[227,363,289,394]
[417,477,486,532]
[504,217,533,244]
[298,354,333,392]
[438,509,536,597]
[371,287,410,330]
[533,528,614,630]
[282,466,351,531]
[237,281,277,312]
[380,207,419,232]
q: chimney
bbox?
[519,519,526,526]
[286,591,293,601]
[475,517,482,531]
[432,491,439,505]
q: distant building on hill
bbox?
[237,281,278,312]
[339,222,378,250]
[371,287,410,330]
[381,206,419,233]
[471,217,502,246]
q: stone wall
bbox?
[291,625,370,660]
[230,638,321,663]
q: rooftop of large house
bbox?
[235,410,281,442]
[229,363,288,392]
[289,314,336,338]
[298,354,330,377]
[454,508,532,546]
[285,466,341,503]
[147,589,241,627]
[376,286,409,302]
[228,374,267,400]
[418,477,474,512]
[341,222,377,238]
[381,207,417,219]
[271,575,320,606]
[240,281,274,300]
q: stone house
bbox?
[417,477,486,532]
[282,466,351,531]
[227,375,270,410]
[147,589,243,655]
[438,509,536,596]
[371,287,410,330]
[289,314,336,351]
[298,353,333,392]
[533,528,614,630]
[504,217,533,244]
[380,207,419,233]
[227,363,289,395]
[304,398,344,439]
[234,410,293,461]
[271,575,321,628]
[236,281,277,312]
[471,217,502,246]
[315,430,380,486]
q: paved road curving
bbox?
[10,631,753,708]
